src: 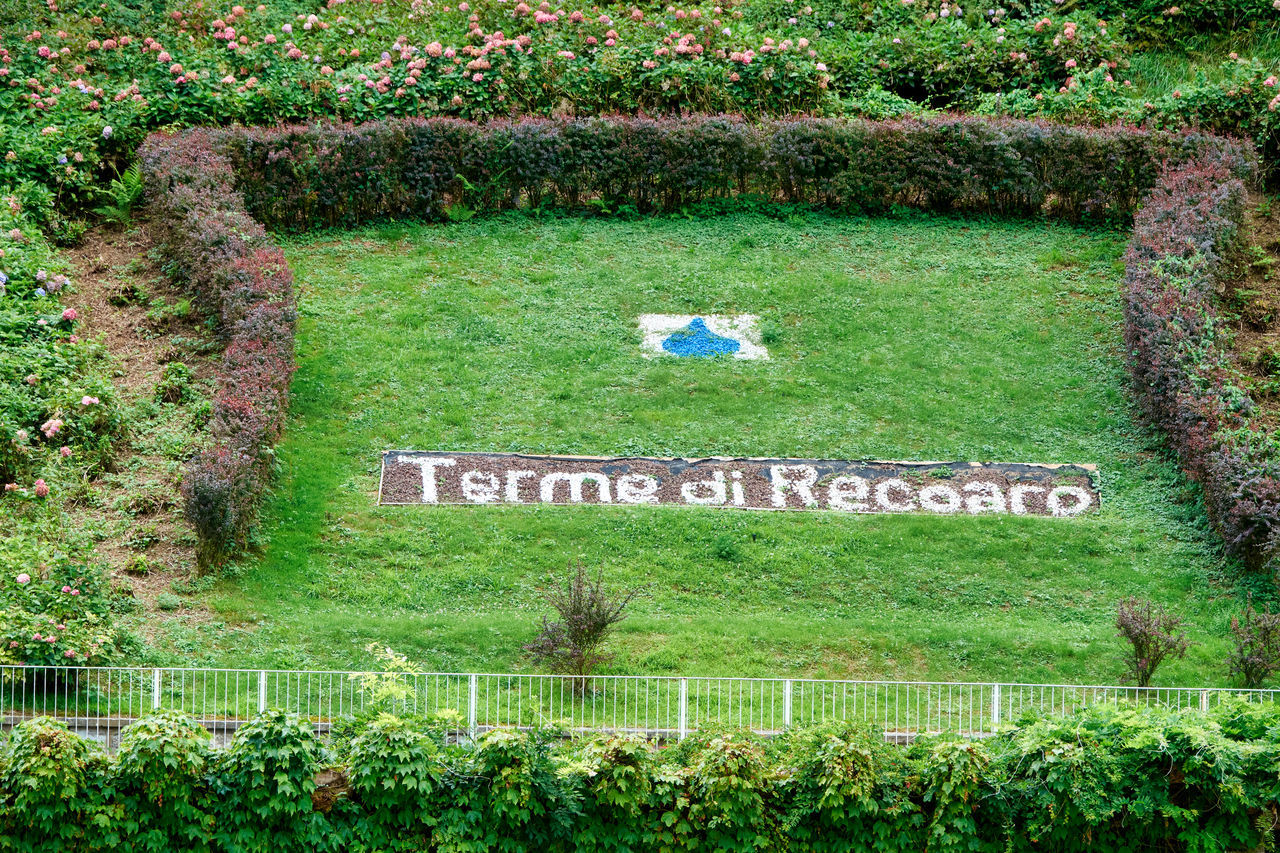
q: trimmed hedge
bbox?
[139,131,296,573]
[1122,159,1280,572]
[141,115,1271,573]
[219,115,1252,230]
[3,703,1280,852]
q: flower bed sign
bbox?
[638,315,769,359]
[379,452,1099,517]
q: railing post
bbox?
[783,680,793,728]
[468,674,478,735]
[1200,689,1210,713]
[678,678,688,740]
[258,671,268,713]
[991,684,1001,731]
[151,668,162,711]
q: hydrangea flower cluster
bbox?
[0,536,122,669]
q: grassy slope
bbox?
[1127,29,1280,97]
[194,211,1237,685]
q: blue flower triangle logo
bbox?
[662,317,742,358]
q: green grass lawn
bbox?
[186,211,1241,686]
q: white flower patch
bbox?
[638,314,769,360]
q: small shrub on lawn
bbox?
[1228,601,1280,688]
[524,562,640,682]
[1115,597,1192,687]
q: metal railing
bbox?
[2,666,1275,748]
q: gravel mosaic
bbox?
[379,452,1099,517]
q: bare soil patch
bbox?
[61,223,220,626]
[1226,195,1280,430]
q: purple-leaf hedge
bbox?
[1123,158,1280,571]
[140,115,1272,574]
[139,130,296,573]
[219,115,1253,230]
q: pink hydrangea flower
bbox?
[16,574,30,584]
[62,308,77,321]
[34,480,49,498]
[80,395,99,406]
[60,446,71,458]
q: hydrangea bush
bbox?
[0,189,121,491]
[0,530,128,668]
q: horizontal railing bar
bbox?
[0,666,1269,693]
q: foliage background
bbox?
[4,702,1280,852]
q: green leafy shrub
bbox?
[433,728,574,853]
[344,714,444,852]
[2,706,1280,849]
[993,704,1266,849]
[209,709,333,853]
[114,711,214,853]
[154,361,194,404]
[685,733,783,851]
[0,529,126,667]
[0,717,114,853]
[919,739,998,853]
[778,723,906,851]
[565,734,655,851]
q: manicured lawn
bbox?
[190,211,1237,685]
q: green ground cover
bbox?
[192,211,1238,684]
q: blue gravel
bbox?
[662,317,741,357]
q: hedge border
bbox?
[4,703,1280,852]
[139,115,1273,573]
[139,130,296,572]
